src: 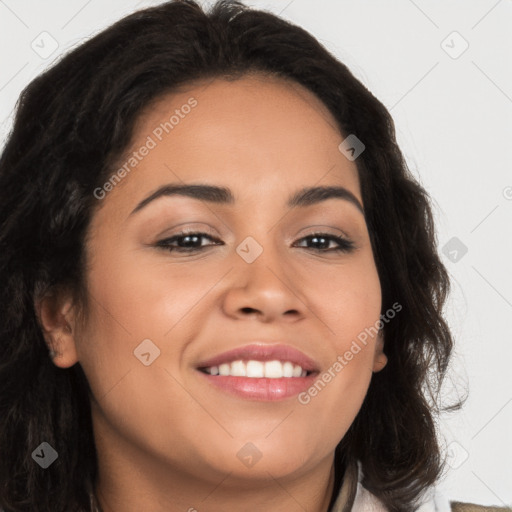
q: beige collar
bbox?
[330,460,452,512]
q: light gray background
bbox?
[1,0,511,506]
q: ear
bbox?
[34,286,80,369]
[372,330,387,373]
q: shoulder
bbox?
[450,503,512,512]
[415,486,511,512]
[351,479,511,512]
[417,491,511,512]
[334,460,511,512]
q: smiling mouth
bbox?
[195,343,320,400]
[198,359,314,378]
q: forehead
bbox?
[97,73,361,218]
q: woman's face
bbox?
[57,74,386,487]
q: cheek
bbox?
[74,253,208,461]
[304,251,382,342]
[74,244,220,404]
[87,243,220,330]
[295,253,381,430]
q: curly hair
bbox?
[0,1,458,511]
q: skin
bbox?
[37,73,387,512]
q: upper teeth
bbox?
[205,360,308,378]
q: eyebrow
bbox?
[128,183,364,217]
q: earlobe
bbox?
[372,332,388,373]
[372,353,388,373]
[35,288,79,369]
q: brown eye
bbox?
[156,232,222,253]
[293,233,355,253]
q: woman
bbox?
[0,1,507,511]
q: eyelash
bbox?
[155,231,355,254]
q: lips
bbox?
[196,343,320,401]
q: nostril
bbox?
[241,307,258,314]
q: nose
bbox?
[222,244,305,323]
